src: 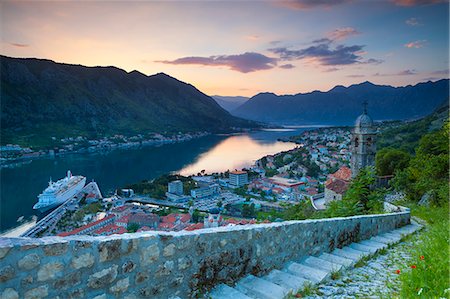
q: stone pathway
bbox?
[303,236,414,298]
[208,223,422,299]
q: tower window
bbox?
[355,137,359,147]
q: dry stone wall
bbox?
[0,211,410,298]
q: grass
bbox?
[330,270,341,280]
[397,202,449,298]
[291,282,321,298]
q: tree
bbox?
[192,209,201,223]
[127,223,140,233]
[242,203,256,218]
[376,148,411,176]
[392,122,449,206]
[217,200,223,208]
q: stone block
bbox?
[54,271,82,289]
[71,253,95,269]
[18,254,40,270]
[43,243,68,256]
[87,265,118,289]
[37,262,64,282]
[0,265,15,282]
[109,277,130,295]
[163,244,176,257]
[1,288,19,299]
[24,285,48,299]
[140,243,159,265]
[98,239,121,262]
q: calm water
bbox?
[0,128,308,232]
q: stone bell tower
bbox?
[350,101,377,178]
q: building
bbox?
[190,184,219,199]
[324,166,352,203]
[58,215,116,237]
[350,102,377,178]
[229,171,248,187]
[168,180,183,195]
[129,212,159,229]
[204,212,223,228]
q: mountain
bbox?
[378,101,449,153]
[232,80,449,125]
[0,56,256,147]
[212,95,248,112]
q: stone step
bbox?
[342,246,370,257]
[359,240,388,251]
[349,243,378,254]
[285,261,329,284]
[381,232,402,242]
[370,235,396,245]
[235,275,289,299]
[264,269,311,294]
[395,224,421,235]
[318,252,354,268]
[301,256,343,273]
[209,284,253,299]
[332,247,365,261]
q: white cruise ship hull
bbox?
[33,176,86,210]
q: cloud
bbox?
[422,76,441,81]
[156,52,278,73]
[269,41,380,66]
[279,64,295,69]
[392,0,446,6]
[245,35,260,41]
[328,27,360,41]
[431,69,449,75]
[277,0,352,10]
[9,43,29,48]
[404,40,427,48]
[347,74,365,78]
[324,67,340,72]
[405,17,422,26]
[270,40,282,45]
[397,69,417,75]
[374,69,418,76]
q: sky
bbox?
[1,0,449,97]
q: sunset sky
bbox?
[1,0,448,96]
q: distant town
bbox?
[0,131,209,165]
[20,126,357,238]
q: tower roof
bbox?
[354,101,376,134]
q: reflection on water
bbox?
[0,128,308,232]
[178,135,296,175]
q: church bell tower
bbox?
[350,102,377,178]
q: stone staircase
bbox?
[209,222,422,299]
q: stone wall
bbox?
[0,211,410,299]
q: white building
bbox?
[168,180,183,195]
[229,171,248,187]
[190,184,220,199]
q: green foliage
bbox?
[375,148,411,176]
[127,223,140,233]
[192,209,202,223]
[321,167,385,218]
[283,200,316,220]
[241,203,256,218]
[264,168,279,177]
[392,121,449,206]
[234,186,247,196]
[398,204,449,298]
[377,103,448,153]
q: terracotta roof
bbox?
[330,166,352,182]
[58,215,115,237]
[184,223,204,231]
[326,179,349,194]
[94,224,127,235]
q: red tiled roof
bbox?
[58,215,115,237]
[184,223,204,231]
[94,224,126,235]
[330,166,352,182]
[326,179,349,194]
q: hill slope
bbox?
[233,80,449,125]
[1,56,256,146]
[212,95,248,112]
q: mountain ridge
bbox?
[0,55,257,147]
[232,79,449,125]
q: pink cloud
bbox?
[9,43,29,48]
[404,40,427,48]
[392,0,446,6]
[328,27,361,41]
[276,0,352,10]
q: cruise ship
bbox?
[33,170,86,210]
